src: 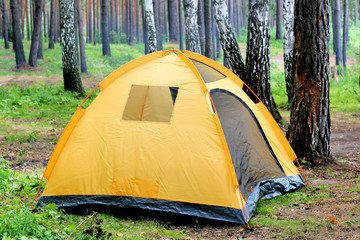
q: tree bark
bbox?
[93,0,97,45]
[28,0,43,67]
[212,0,246,80]
[1,0,10,49]
[48,0,55,48]
[204,0,213,59]
[127,0,134,44]
[246,0,281,122]
[59,0,85,96]
[283,0,294,103]
[144,0,157,52]
[168,0,178,42]
[343,0,348,68]
[197,0,205,54]
[178,0,183,50]
[101,0,111,56]
[10,0,26,67]
[77,0,87,73]
[183,0,201,53]
[287,0,331,160]
[153,0,162,50]
[333,0,342,66]
[276,0,283,40]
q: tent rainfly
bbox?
[36,50,306,225]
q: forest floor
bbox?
[0,54,359,239]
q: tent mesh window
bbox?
[122,85,179,122]
[190,59,226,83]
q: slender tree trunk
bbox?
[213,0,246,80]
[343,0,348,68]
[246,0,281,122]
[1,0,10,49]
[283,0,294,103]
[136,0,140,43]
[275,0,282,40]
[333,0,342,66]
[142,0,149,53]
[28,0,43,67]
[183,0,201,53]
[59,0,85,96]
[77,0,87,73]
[88,0,93,43]
[241,0,246,29]
[144,0,156,52]
[48,0,55,48]
[25,0,30,40]
[10,0,26,67]
[168,0,178,42]
[153,0,162,50]
[287,0,330,161]
[37,25,43,59]
[178,0,183,50]
[0,2,2,37]
[101,0,111,56]
[197,0,205,54]
[55,0,59,42]
[204,0,213,59]
[93,0,96,45]
[127,0,134,44]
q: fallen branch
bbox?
[66,211,97,240]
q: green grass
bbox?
[0,158,187,239]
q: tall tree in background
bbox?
[198,0,205,54]
[1,0,9,49]
[333,0,342,66]
[178,0,184,50]
[77,0,87,73]
[101,0,111,56]
[246,0,281,121]
[275,0,283,39]
[48,0,55,48]
[212,0,246,80]
[10,0,26,67]
[283,0,294,103]
[28,0,44,67]
[183,0,201,53]
[168,0,178,42]
[343,0,348,68]
[59,0,85,96]
[204,0,213,59]
[144,0,157,52]
[153,0,162,50]
[287,0,330,161]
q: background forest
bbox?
[0,0,359,239]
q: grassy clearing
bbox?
[0,158,187,239]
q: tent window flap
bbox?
[122,85,178,122]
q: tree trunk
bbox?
[287,0,330,161]
[283,0,294,103]
[241,0,246,29]
[144,0,156,52]
[37,25,43,59]
[142,0,149,53]
[204,0,213,59]
[77,0,87,73]
[93,0,97,45]
[183,0,201,53]
[168,0,178,42]
[212,0,246,80]
[101,0,111,56]
[246,0,281,122]
[275,0,282,40]
[25,0,30,40]
[1,0,10,49]
[10,0,26,67]
[59,0,85,96]
[178,0,183,50]
[197,0,205,54]
[48,0,55,48]
[28,0,43,67]
[153,0,162,50]
[127,0,134,44]
[343,0,348,68]
[333,0,342,66]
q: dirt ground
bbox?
[0,76,359,239]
